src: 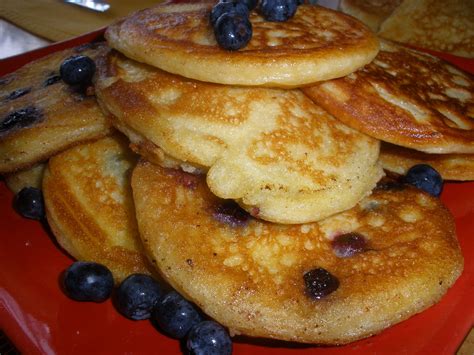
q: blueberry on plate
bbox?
[60,55,96,86]
[153,290,202,339]
[404,164,443,197]
[116,274,162,320]
[210,1,249,26]
[63,261,114,302]
[187,321,232,355]
[214,13,253,51]
[13,187,45,220]
[259,0,298,22]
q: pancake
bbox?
[105,2,379,87]
[95,50,383,224]
[132,160,463,345]
[378,0,474,58]
[0,43,111,174]
[303,39,474,154]
[43,134,152,282]
[339,0,402,32]
[380,143,474,181]
[4,163,46,194]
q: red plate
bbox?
[1,28,473,355]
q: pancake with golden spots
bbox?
[339,0,402,32]
[303,39,474,154]
[132,160,463,344]
[378,0,474,58]
[380,142,474,181]
[43,134,153,282]
[4,163,46,194]
[105,2,379,87]
[0,43,111,174]
[95,50,383,224]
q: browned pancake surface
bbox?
[95,50,382,224]
[378,0,474,58]
[380,143,474,181]
[105,2,379,87]
[43,134,152,282]
[0,43,111,174]
[132,161,463,344]
[303,40,474,154]
[340,0,402,32]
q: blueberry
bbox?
[303,267,339,299]
[214,13,253,51]
[63,261,114,302]
[116,274,162,320]
[259,0,298,22]
[213,200,251,227]
[13,187,45,220]
[404,164,443,197]
[187,321,232,355]
[210,1,249,26]
[153,291,202,339]
[5,88,31,101]
[60,55,96,86]
[0,106,43,133]
[332,232,368,258]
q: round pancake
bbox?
[378,0,474,58]
[0,43,111,174]
[43,134,152,282]
[303,39,474,154]
[132,161,463,345]
[4,163,46,194]
[105,2,379,87]
[380,142,474,181]
[339,0,402,32]
[95,50,383,224]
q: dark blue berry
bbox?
[332,232,368,258]
[404,164,443,197]
[214,13,252,51]
[187,321,232,355]
[304,268,339,299]
[13,187,45,220]
[63,261,114,302]
[43,73,62,87]
[210,1,249,26]
[153,291,202,339]
[0,106,43,133]
[213,200,251,227]
[60,55,96,86]
[259,0,298,22]
[5,88,31,101]
[116,274,162,320]
[221,0,258,11]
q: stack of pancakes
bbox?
[1,0,471,346]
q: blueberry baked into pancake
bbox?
[0,43,111,174]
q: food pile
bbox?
[1,0,472,354]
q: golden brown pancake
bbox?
[339,0,402,32]
[132,161,463,345]
[105,2,379,87]
[380,142,474,181]
[0,43,111,174]
[4,163,46,194]
[95,50,383,224]
[303,39,474,154]
[378,0,474,58]
[43,134,152,282]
